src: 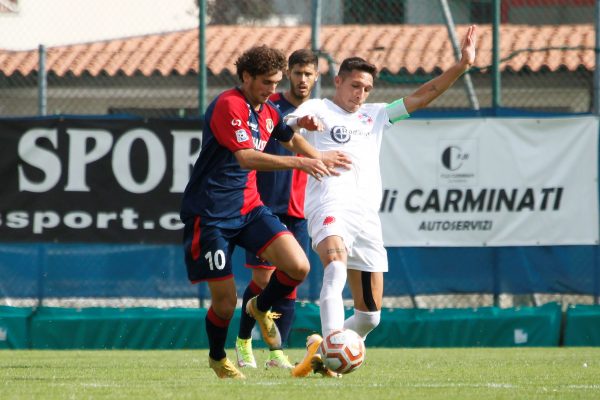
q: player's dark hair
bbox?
[288,49,318,69]
[337,57,377,79]
[235,45,287,81]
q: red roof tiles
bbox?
[0,24,593,78]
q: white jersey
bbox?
[291,98,394,217]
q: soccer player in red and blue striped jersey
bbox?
[235,50,319,369]
[180,46,350,379]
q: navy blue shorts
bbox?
[183,206,291,282]
[245,214,309,270]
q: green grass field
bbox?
[1,348,599,399]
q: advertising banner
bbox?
[2,116,598,246]
[379,117,599,246]
[0,117,202,243]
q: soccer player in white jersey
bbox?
[290,25,477,377]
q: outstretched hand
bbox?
[320,150,352,176]
[300,151,352,181]
[460,25,477,68]
[298,115,324,132]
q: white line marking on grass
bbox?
[79,383,125,388]
[407,383,516,389]
[565,384,600,390]
[406,383,599,391]
[251,382,288,386]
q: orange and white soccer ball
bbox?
[319,329,366,374]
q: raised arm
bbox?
[402,25,477,114]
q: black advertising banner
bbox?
[0,117,203,243]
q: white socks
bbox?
[344,309,381,339]
[320,262,382,339]
[320,261,347,338]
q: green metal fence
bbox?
[0,0,596,117]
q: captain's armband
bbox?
[385,98,410,123]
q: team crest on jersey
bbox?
[358,112,374,125]
[266,118,274,133]
[330,126,351,144]
[235,129,249,143]
[323,216,336,226]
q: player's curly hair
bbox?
[235,45,287,82]
[338,57,377,79]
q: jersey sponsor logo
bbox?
[330,126,351,143]
[330,125,371,144]
[323,216,336,226]
[358,112,374,125]
[235,129,249,143]
[249,121,258,131]
[253,136,267,151]
[266,118,274,133]
[231,119,242,127]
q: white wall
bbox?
[0,0,198,50]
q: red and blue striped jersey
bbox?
[180,88,294,223]
[256,92,308,218]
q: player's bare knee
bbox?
[290,258,310,281]
[286,255,310,280]
[318,247,346,266]
[252,270,272,289]
[210,293,237,319]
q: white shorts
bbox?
[307,207,388,273]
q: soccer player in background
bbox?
[290,25,478,377]
[180,45,351,379]
[235,49,319,370]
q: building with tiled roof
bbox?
[0,24,594,116]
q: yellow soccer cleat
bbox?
[245,296,282,349]
[291,333,323,377]
[265,349,293,369]
[235,337,257,368]
[208,356,246,379]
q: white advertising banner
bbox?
[379,117,599,246]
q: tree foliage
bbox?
[198,0,275,24]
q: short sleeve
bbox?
[209,96,255,152]
[287,99,320,120]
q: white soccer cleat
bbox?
[265,349,293,369]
